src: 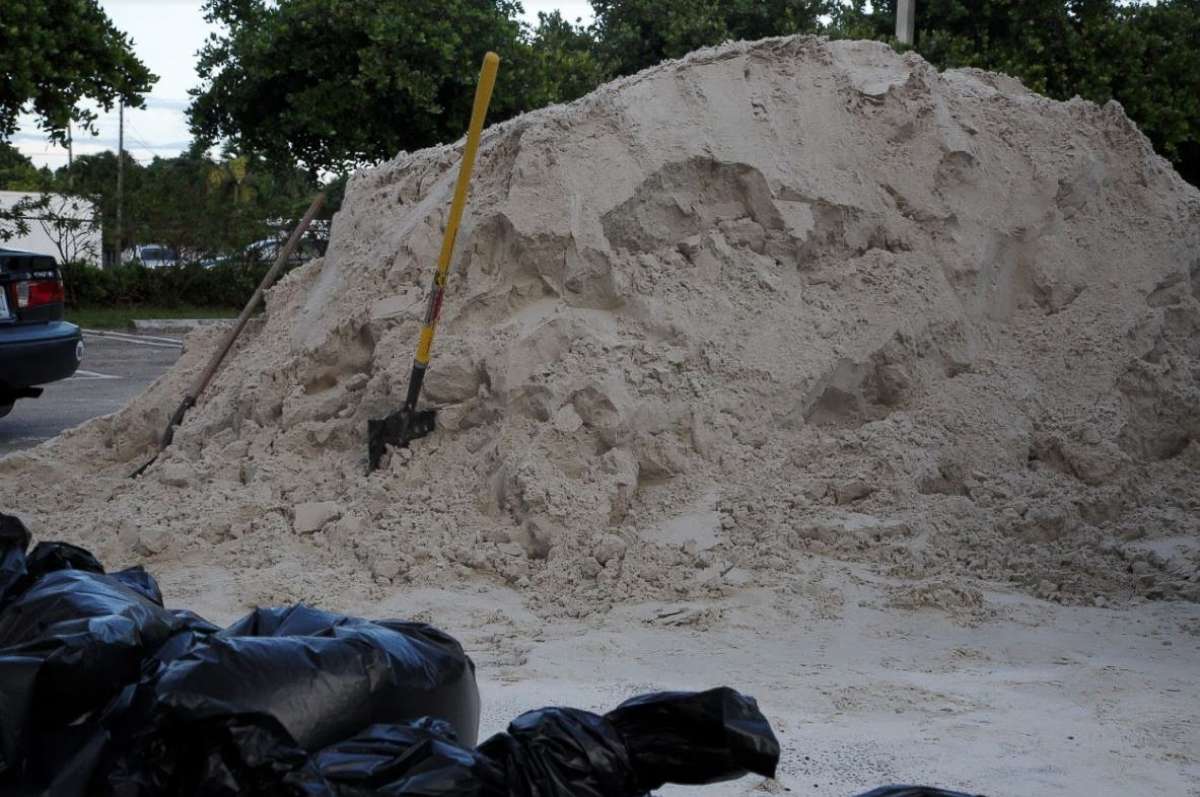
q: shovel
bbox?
[131,192,326,478]
[368,52,500,471]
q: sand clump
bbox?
[1,36,1198,616]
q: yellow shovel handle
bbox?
[415,52,500,365]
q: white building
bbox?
[0,191,103,266]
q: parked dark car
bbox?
[0,249,82,418]
[201,234,326,269]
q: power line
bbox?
[12,94,196,167]
[124,119,161,162]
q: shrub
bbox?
[59,258,295,310]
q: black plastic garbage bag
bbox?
[0,518,482,795]
[0,513,781,796]
[105,689,777,796]
[479,687,778,797]
[214,605,481,748]
[0,514,29,594]
[316,718,505,796]
[0,524,218,787]
[607,688,780,789]
[93,603,483,794]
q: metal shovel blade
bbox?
[367,407,437,471]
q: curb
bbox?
[130,318,232,334]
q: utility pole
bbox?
[897,0,916,46]
[116,100,124,266]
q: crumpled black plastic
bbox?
[478,688,780,797]
[0,513,782,796]
[0,519,217,789]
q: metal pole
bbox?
[897,0,916,45]
[116,100,124,266]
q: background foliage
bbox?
[2,0,1198,313]
[189,0,533,170]
[0,0,156,143]
[831,0,1200,185]
[183,0,1200,185]
[590,0,832,76]
[1,143,323,261]
[59,258,289,309]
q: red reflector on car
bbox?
[15,279,64,308]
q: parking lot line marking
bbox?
[71,369,123,380]
[82,329,183,349]
[83,328,184,344]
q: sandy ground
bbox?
[168,559,1200,796]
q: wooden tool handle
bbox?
[184,192,325,408]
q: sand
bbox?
[2,35,1199,793]
[172,559,1200,796]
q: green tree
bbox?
[828,0,1200,185]
[0,142,43,190]
[0,146,55,244]
[1,0,154,242]
[831,0,1106,97]
[518,11,606,110]
[189,0,538,172]
[54,150,144,255]
[1100,0,1200,184]
[48,148,321,263]
[0,0,156,142]
[135,156,213,259]
[10,192,100,263]
[130,153,319,261]
[590,0,831,78]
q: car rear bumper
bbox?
[0,321,82,388]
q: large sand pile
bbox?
[4,36,1198,616]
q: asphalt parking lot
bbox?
[0,330,181,456]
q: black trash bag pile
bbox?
[0,513,779,796]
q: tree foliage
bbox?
[0,0,155,242]
[0,143,44,191]
[0,0,157,142]
[9,0,1195,262]
[59,258,305,310]
[517,11,606,110]
[188,0,833,173]
[15,194,99,263]
[1098,0,1200,183]
[189,0,535,172]
[0,145,52,242]
[590,0,832,77]
[829,0,1200,184]
[52,150,136,254]
[1,149,321,262]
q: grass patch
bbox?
[68,305,240,330]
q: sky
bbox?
[13,0,596,169]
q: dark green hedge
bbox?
[59,260,292,309]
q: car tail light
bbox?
[14,279,65,308]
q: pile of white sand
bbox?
[3,36,1198,617]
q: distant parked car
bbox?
[124,244,181,268]
[200,235,324,270]
[0,249,83,418]
[242,235,325,265]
